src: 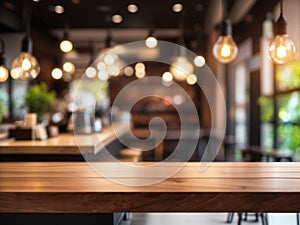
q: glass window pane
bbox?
[276,59,300,91]
[261,123,273,150]
[258,96,274,122]
[12,80,28,119]
[277,92,300,123]
[234,63,249,148]
[0,84,9,121]
[70,79,109,112]
[277,124,300,153]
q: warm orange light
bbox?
[145,36,158,48]
[60,39,73,53]
[51,68,63,79]
[213,36,238,64]
[268,35,295,64]
[0,65,8,82]
[11,52,40,80]
[170,56,193,81]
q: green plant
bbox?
[24,82,56,121]
[0,101,5,122]
[258,96,273,122]
[0,89,8,122]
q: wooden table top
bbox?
[0,162,300,213]
[0,123,128,155]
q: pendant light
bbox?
[145,30,158,49]
[212,0,238,64]
[86,41,97,78]
[101,31,121,76]
[10,2,40,80]
[51,56,63,80]
[170,55,193,81]
[268,0,295,64]
[62,61,75,74]
[170,13,193,81]
[60,31,73,53]
[0,38,9,82]
[51,67,63,80]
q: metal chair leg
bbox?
[255,213,259,222]
[237,213,243,225]
[260,213,268,225]
[297,213,300,225]
[124,213,132,221]
[260,213,264,225]
[226,213,234,223]
[264,213,269,225]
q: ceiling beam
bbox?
[0,5,23,31]
[234,0,279,44]
[229,0,257,23]
[203,0,257,35]
[203,0,222,35]
[51,28,181,47]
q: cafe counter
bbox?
[0,123,129,161]
[1,162,300,213]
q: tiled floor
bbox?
[121,213,298,225]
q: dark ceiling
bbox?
[0,0,281,44]
[0,0,280,82]
[0,0,280,58]
[0,0,282,39]
[33,0,210,29]
[0,0,214,32]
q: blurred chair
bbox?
[227,213,268,225]
[241,146,267,162]
[227,146,269,225]
[118,148,142,162]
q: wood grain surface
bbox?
[0,123,128,155]
[0,162,300,213]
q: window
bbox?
[260,59,300,160]
[235,63,249,148]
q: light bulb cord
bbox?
[220,0,232,36]
[89,40,95,65]
[178,12,185,46]
[105,30,112,48]
[62,22,72,41]
[222,0,228,21]
[0,38,5,55]
[177,10,187,57]
[22,0,32,36]
[21,0,33,53]
[0,38,5,65]
[148,29,154,38]
[276,0,288,35]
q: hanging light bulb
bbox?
[170,12,194,82]
[145,36,158,48]
[212,0,238,64]
[194,55,205,67]
[268,0,295,64]
[101,31,118,65]
[0,39,9,82]
[0,66,8,82]
[170,56,193,81]
[60,31,73,53]
[51,67,63,80]
[11,36,40,80]
[213,20,238,64]
[63,61,75,73]
[145,30,158,48]
[162,72,173,83]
